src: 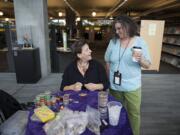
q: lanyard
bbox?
[117,39,130,71]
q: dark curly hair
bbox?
[71,39,89,61]
[112,15,138,40]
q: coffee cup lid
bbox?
[132,46,142,49]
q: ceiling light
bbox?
[92,12,96,17]
[0,11,3,16]
[109,16,113,20]
[5,18,9,21]
[49,17,53,20]
[58,12,63,17]
[76,17,81,21]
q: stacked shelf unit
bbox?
[162,25,180,68]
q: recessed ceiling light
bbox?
[109,16,113,20]
[5,18,9,21]
[92,12,96,17]
[76,17,81,21]
[58,12,63,17]
[0,11,3,16]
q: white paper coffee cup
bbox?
[132,46,142,62]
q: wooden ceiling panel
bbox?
[71,0,119,8]
[47,0,66,8]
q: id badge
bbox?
[113,71,121,85]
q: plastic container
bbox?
[107,101,122,126]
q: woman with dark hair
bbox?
[105,15,151,135]
[60,39,109,91]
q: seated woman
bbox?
[60,39,109,91]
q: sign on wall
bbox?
[140,20,165,71]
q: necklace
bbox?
[117,38,131,71]
[119,38,131,61]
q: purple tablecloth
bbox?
[25,90,133,135]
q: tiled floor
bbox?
[0,73,62,103]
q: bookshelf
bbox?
[162,25,180,68]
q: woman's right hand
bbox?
[73,82,83,91]
[63,82,82,91]
[132,50,142,62]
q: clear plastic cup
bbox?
[98,91,108,107]
[107,101,122,126]
[98,91,108,119]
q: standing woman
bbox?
[105,15,151,135]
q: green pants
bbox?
[110,88,141,135]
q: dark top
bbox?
[60,59,109,91]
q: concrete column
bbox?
[77,20,83,38]
[14,0,50,77]
[5,25,15,72]
[65,7,76,39]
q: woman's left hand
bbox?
[139,56,151,69]
[84,83,104,91]
[132,51,142,62]
[84,83,98,91]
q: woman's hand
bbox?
[73,82,83,91]
[132,51,142,62]
[84,83,103,91]
[63,82,82,91]
[139,56,151,69]
[132,51,151,69]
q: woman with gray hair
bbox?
[105,15,151,135]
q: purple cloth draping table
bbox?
[25,90,133,135]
